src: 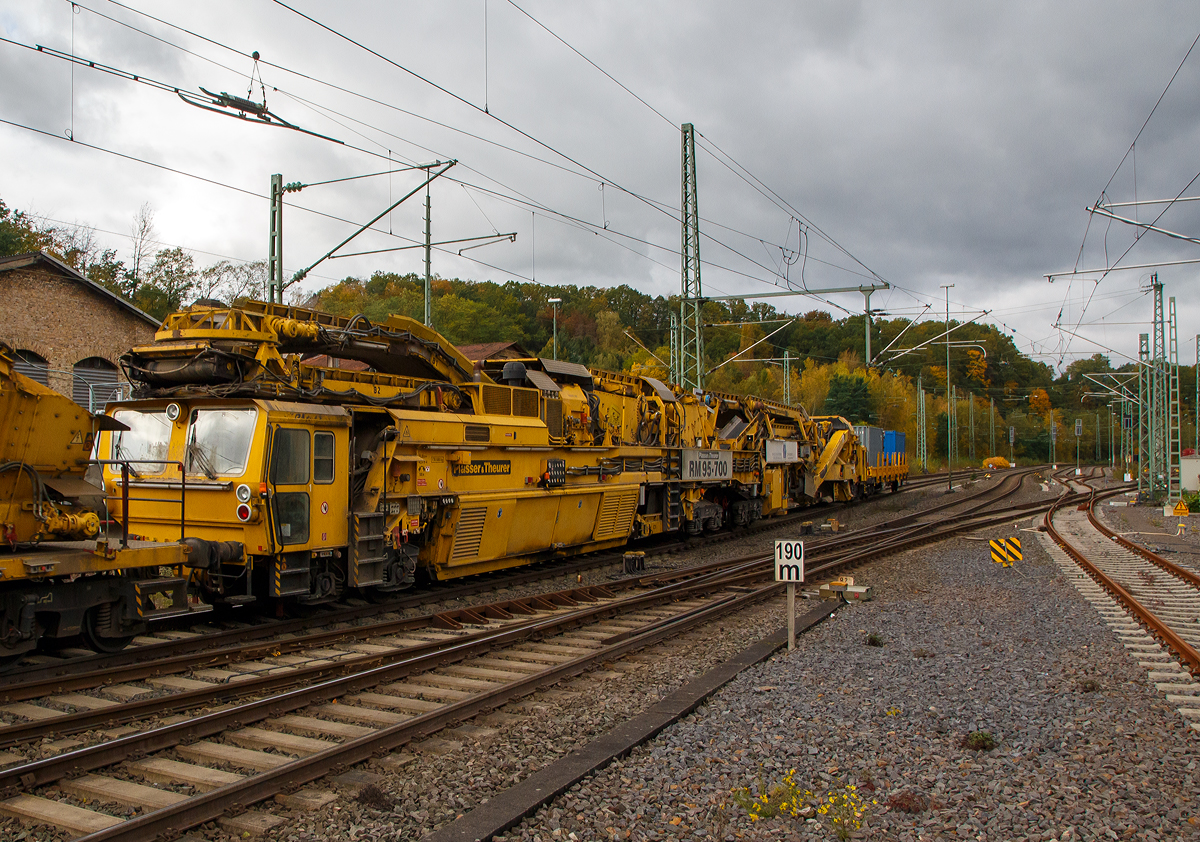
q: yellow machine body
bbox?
[0,343,187,659]
[99,301,907,605]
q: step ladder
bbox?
[350,511,388,587]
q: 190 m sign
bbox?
[774,539,804,582]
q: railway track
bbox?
[0,563,792,839]
[0,467,1045,711]
[1042,474,1200,734]
[0,463,993,685]
[0,466,1066,840]
[1,459,978,688]
[1,477,894,683]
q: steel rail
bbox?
[0,561,776,790]
[875,467,1042,527]
[1044,482,1200,675]
[12,462,1036,779]
[66,578,781,842]
[1085,501,1200,590]
[0,588,614,703]
[0,468,1077,746]
[644,477,1101,601]
[0,589,613,748]
[1,467,1006,692]
[3,468,1077,840]
[4,489,857,684]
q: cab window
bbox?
[314,432,335,483]
[270,429,310,485]
[110,409,171,476]
[185,408,257,477]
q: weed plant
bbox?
[731,768,809,820]
[732,772,875,839]
[960,730,997,751]
[815,784,875,840]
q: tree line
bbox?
[5,195,1186,466]
[0,198,263,319]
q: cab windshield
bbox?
[185,408,257,478]
[110,410,172,476]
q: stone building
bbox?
[0,251,160,410]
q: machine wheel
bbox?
[80,605,135,654]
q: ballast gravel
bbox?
[497,482,1200,840]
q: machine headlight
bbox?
[165,402,181,421]
[235,484,252,503]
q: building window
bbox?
[72,357,119,411]
[13,350,49,386]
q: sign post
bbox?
[775,540,805,651]
[1075,418,1083,475]
[1009,426,1015,465]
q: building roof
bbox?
[0,251,161,328]
[456,340,532,361]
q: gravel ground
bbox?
[19,470,1181,842]
[493,474,1200,841]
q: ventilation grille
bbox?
[512,387,540,418]
[544,398,563,439]
[482,385,511,415]
[595,491,638,539]
[450,507,488,561]
[464,424,490,443]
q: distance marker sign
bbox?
[775,540,805,582]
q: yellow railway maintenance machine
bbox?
[0,343,188,660]
[102,302,841,608]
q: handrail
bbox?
[94,459,186,547]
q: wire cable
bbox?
[31,2,896,313]
[72,3,820,296]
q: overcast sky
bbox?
[3,1,1200,372]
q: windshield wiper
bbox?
[112,441,143,479]
[186,443,218,480]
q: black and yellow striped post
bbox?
[988,537,1021,567]
[1003,537,1022,565]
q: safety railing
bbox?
[95,459,187,549]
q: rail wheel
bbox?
[80,604,135,654]
[0,606,37,666]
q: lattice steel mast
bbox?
[680,123,703,391]
[1169,295,1181,500]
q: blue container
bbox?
[884,430,906,454]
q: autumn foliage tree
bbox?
[1029,388,1052,416]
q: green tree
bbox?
[825,373,871,422]
[0,199,50,255]
[136,247,197,319]
[84,249,128,294]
